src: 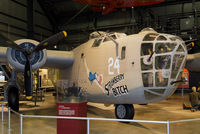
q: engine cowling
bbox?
[6,39,47,71]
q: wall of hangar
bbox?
[0,0,53,44]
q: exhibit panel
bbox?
[56,80,87,134]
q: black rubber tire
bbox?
[139,104,148,105]
[8,87,19,112]
[115,104,134,120]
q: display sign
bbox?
[57,105,75,116]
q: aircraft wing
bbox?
[0,47,74,69]
[44,50,74,69]
[185,53,200,72]
[0,47,7,63]
[1,44,200,72]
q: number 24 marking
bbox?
[108,57,120,75]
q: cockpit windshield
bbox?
[92,38,102,47]
[91,32,126,47]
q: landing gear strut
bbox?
[115,104,134,120]
[7,87,19,112]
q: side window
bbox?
[121,46,126,60]
[92,38,102,47]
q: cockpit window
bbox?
[110,34,117,40]
[92,38,102,47]
[155,72,168,87]
[176,45,184,52]
[157,35,167,41]
[103,37,110,42]
[155,43,176,54]
[142,73,153,87]
[171,54,185,79]
[169,36,182,41]
[141,43,153,56]
[141,58,153,70]
[155,55,171,70]
[143,33,158,41]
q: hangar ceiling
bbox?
[1,0,200,52]
[38,0,194,27]
[36,0,200,52]
[38,0,88,26]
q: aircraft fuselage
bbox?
[60,29,187,104]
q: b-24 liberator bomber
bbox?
[0,28,187,119]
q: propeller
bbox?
[0,31,67,100]
[0,33,24,51]
[24,55,32,99]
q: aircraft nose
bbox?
[141,34,187,87]
[140,34,187,101]
[154,42,187,86]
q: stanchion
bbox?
[8,107,11,130]
[20,114,23,134]
[167,120,170,134]
[87,119,90,134]
[1,104,3,122]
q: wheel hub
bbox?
[116,105,126,118]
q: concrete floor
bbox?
[0,92,200,134]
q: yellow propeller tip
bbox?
[43,42,48,46]
[192,42,195,47]
[26,96,32,100]
[62,31,67,37]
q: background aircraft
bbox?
[74,0,164,14]
[0,28,187,120]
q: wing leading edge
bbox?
[45,50,74,68]
[0,46,74,69]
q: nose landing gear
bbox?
[7,86,19,112]
[115,104,134,120]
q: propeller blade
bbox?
[24,55,33,100]
[0,33,23,51]
[33,31,67,52]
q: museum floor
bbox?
[0,92,200,134]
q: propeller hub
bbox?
[6,39,47,71]
[12,42,42,66]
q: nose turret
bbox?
[140,31,187,101]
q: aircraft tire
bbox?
[139,103,148,105]
[115,104,134,120]
[8,86,19,112]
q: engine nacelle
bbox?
[6,39,47,71]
